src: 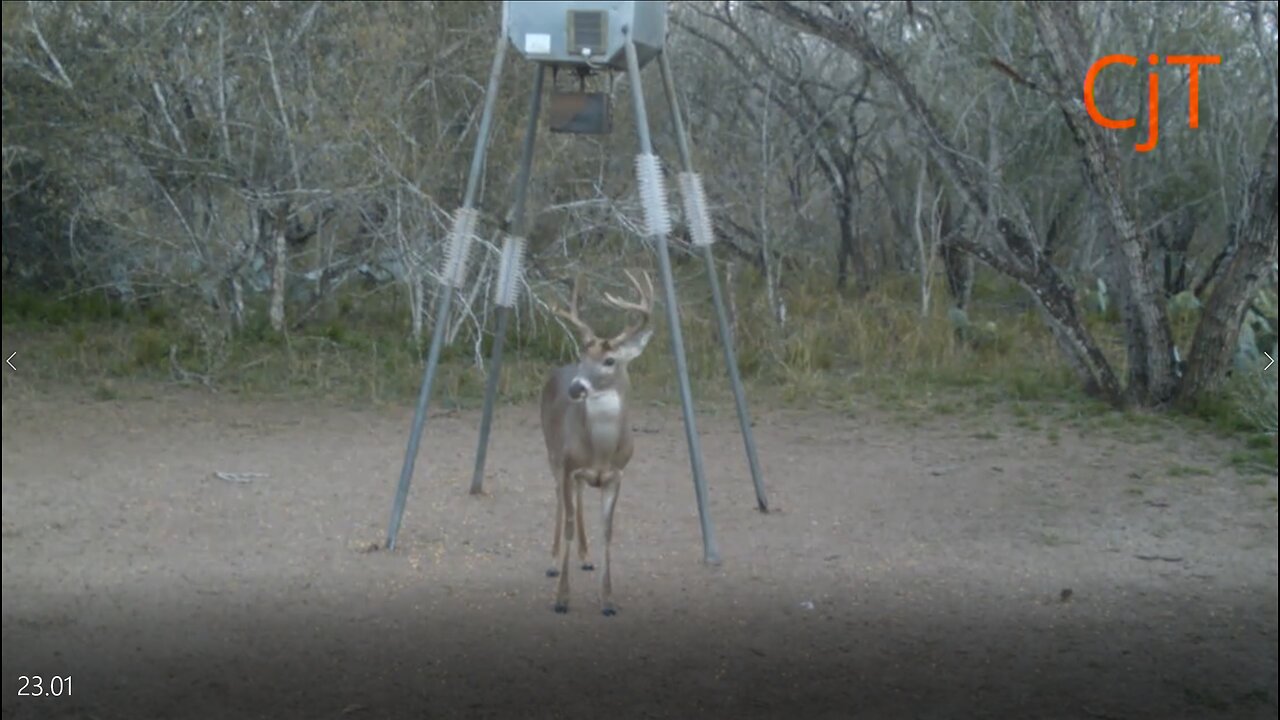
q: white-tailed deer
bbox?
[540,269,656,616]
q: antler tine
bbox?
[640,270,655,308]
[552,272,598,343]
[605,269,655,346]
[603,270,653,313]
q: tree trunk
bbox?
[912,164,933,315]
[220,203,261,333]
[835,202,852,290]
[312,221,334,323]
[269,205,288,334]
[951,225,1123,402]
[763,238,785,328]
[941,244,973,309]
[1028,1,1177,405]
[940,201,973,309]
[1158,208,1196,296]
[1177,123,1278,403]
[835,189,868,293]
[409,272,424,345]
[1193,226,1240,299]
[230,276,245,331]
[724,259,739,346]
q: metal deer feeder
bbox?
[385,1,769,565]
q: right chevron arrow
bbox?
[1265,352,1275,372]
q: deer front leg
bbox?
[598,471,622,616]
[548,468,563,577]
[576,476,593,571]
[553,469,575,613]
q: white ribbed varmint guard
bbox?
[678,171,715,247]
[494,235,526,308]
[440,207,478,289]
[635,153,671,238]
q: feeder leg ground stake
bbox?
[471,66,545,496]
[386,35,508,551]
[625,34,721,566]
[658,50,769,513]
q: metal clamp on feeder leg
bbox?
[635,153,673,238]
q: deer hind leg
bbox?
[553,468,575,613]
[576,476,593,571]
[598,470,622,616]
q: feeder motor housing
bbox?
[502,1,668,71]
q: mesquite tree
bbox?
[753,0,1277,407]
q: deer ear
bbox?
[613,328,653,362]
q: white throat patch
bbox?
[586,388,621,414]
[585,389,623,453]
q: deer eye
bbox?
[603,357,616,368]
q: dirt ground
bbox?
[2,381,1277,720]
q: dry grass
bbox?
[3,255,1275,475]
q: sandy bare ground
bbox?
[2,382,1277,719]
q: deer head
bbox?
[552,269,656,402]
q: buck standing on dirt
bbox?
[540,269,656,616]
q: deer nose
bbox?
[568,379,590,401]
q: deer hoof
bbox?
[554,603,569,614]
[546,568,560,577]
[602,606,617,617]
[581,563,595,571]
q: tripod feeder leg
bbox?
[470,64,546,496]
[386,35,509,551]
[624,33,721,566]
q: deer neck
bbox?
[583,382,628,459]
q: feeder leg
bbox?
[386,35,509,551]
[657,50,769,513]
[470,65,546,496]
[624,34,721,566]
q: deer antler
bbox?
[604,269,655,347]
[552,273,599,343]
